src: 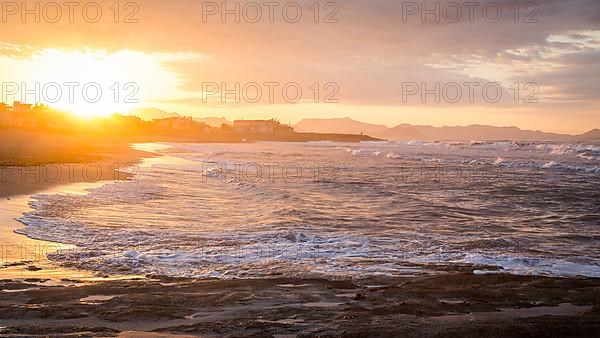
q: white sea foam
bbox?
[336,140,600,174]
[464,254,600,278]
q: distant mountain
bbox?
[407,124,571,141]
[194,117,231,127]
[294,118,581,141]
[129,108,179,121]
[380,124,425,140]
[294,118,389,136]
[575,129,600,140]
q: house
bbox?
[233,119,293,133]
[152,116,195,131]
[12,102,35,128]
[0,102,42,128]
[0,102,68,129]
[150,116,209,133]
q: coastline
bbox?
[1,141,154,281]
[1,140,599,336]
[0,141,153,199]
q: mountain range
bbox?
[294,118,599,141]
[128,109,599,141]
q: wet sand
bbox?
[0,266,599,337]
[1,136,153,280]
[0,131,152,199]
[0,184,152,282]
[1,188,96,281]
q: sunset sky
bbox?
[1,0,599,133]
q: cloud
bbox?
[0,0,598,131]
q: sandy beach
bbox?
[0,130,152,198]
[1,131,152,280]
[0,267,599,337]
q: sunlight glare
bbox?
[0,49,183,118]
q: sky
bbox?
[0,0,599,133]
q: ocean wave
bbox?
[13,141,600,279]
[336,141,599,174]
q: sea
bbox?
[15,140,600,279]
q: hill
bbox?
[294,118,580,141]
[575,129,600,140]
[406,124,571,141]
[128,108,179,121]
[294,118,389,136]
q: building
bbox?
[0,102,64,129]
[0,102,38,128]
[151,116,209,132]
[13,102,35,128]
[0,103,9,126]
[233,119,293,133]
[151,116,194,131]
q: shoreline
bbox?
[1,142,155,281]
[1,188,96,281]
[0,146,153,199]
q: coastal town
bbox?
[0,101,377,142]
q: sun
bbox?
[34,49,144,118]
[0,48,185,118]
